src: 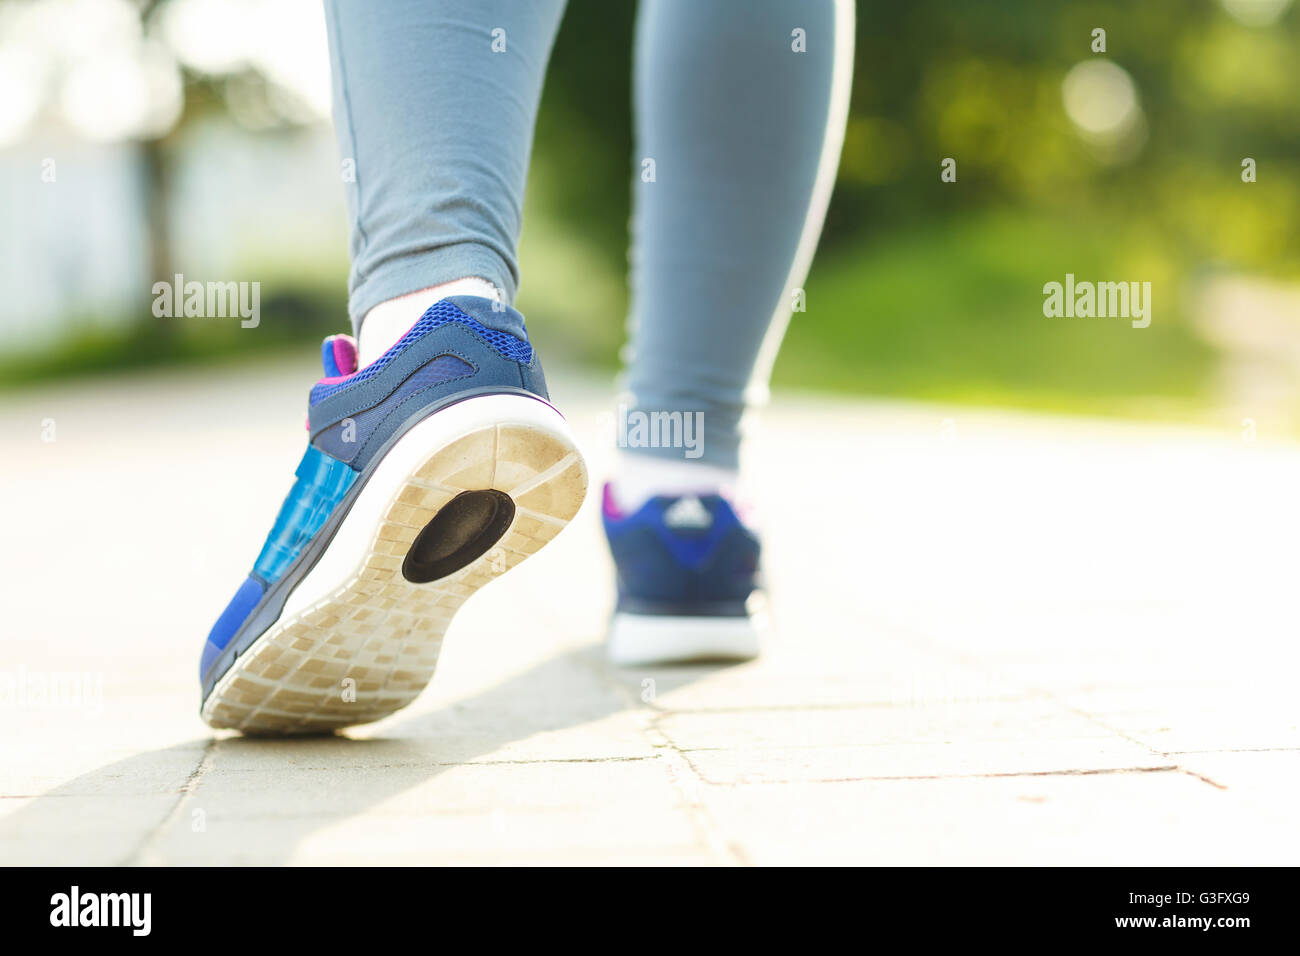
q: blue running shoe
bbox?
[601,484,764,665]
[200,296,587,734]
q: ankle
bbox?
[358,278,501,366]
[610,451,739,514]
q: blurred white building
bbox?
[0,0,343,353]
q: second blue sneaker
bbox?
[601,485,764,665]
[199,296,587,734]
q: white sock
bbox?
[357,277,501,366]
[610,451,739,514]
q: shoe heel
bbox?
[202,394,587,734]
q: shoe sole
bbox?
[607,612,762,667]
[201,393,587,735]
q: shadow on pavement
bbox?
[0,645,719,864]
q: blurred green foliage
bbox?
[515,0,1300,415]
[10,0,1300,420]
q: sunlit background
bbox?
[4,0,1300,869]
[2,0,1299,434]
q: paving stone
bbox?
[3,364,1298,864]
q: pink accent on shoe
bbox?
[316,333,362,387]
[602,483,625,520]
[315,372,355,387]
[331,335,358,376]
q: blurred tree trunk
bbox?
[140,137,173,340]
[138,0,172,342]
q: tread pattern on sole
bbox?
[203,421,586,735]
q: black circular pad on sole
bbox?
[401,489,516,584]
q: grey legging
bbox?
[324,0,853,469]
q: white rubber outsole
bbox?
[202,394,587,735]
[607,612,763,667]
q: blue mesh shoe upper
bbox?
[310,300,533,405]
[201,296,546,686]
[601,484,761,617]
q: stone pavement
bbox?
[1,356,1297,865]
